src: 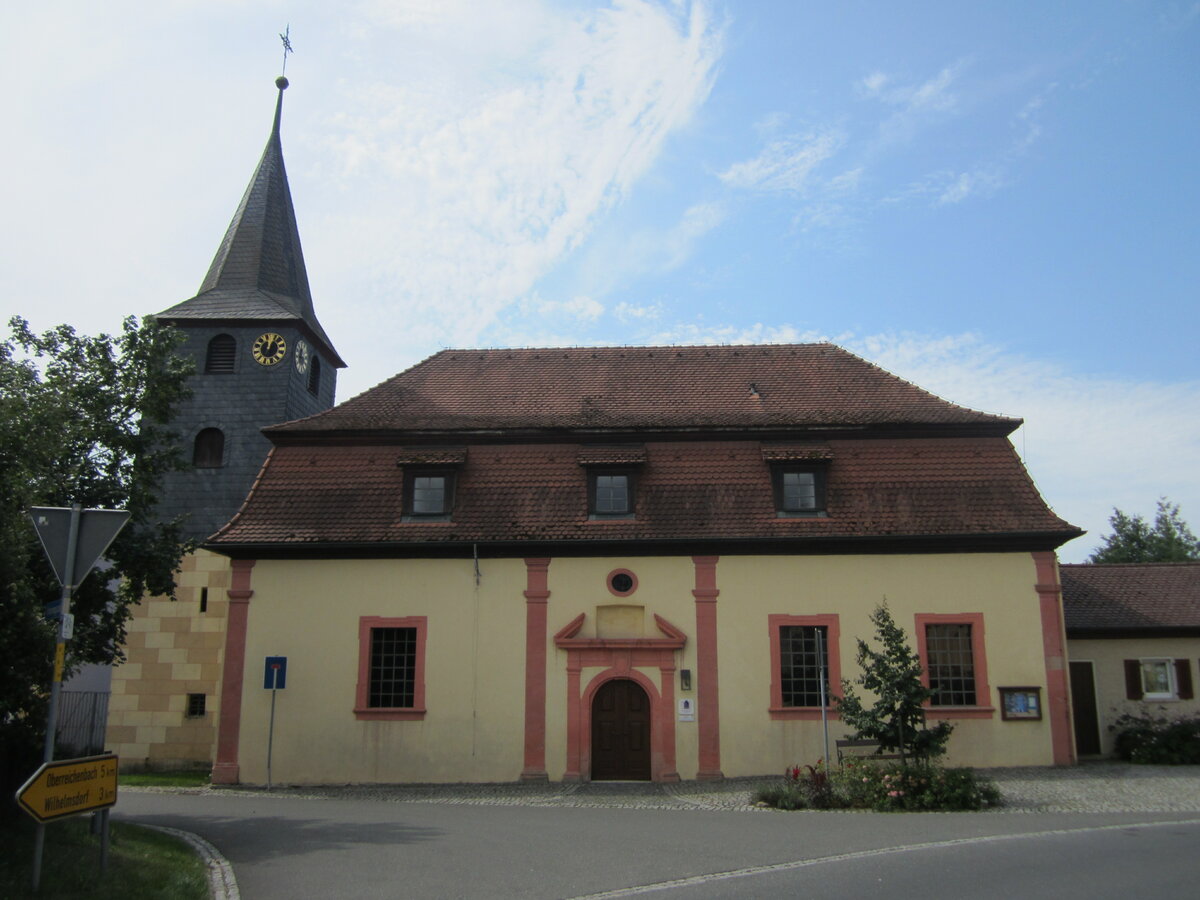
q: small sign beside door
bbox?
[678,698,695,722]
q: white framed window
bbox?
[1140,659,1176,700]
[1125,658,1194,701]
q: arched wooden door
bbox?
[591,679,651,780]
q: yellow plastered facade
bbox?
[106,548,229,769]
[1067,636,1200,757]
[229,550,1060,785]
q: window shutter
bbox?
[1175,659,1194,700]
[1124,660,1143,700]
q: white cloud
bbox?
[846,332,1200,562]
[312,0,723,381]
[718,130,843,192]
[614,301,665,321]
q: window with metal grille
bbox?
[369,627,417,708]
[205,334,236,373]
[307,355,321,395]
[193,428,225,467]
[186,693,206,717]
[779,625,831,707]
[925,623,977,706]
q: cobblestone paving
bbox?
[148,762,1200,814]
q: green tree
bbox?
[835,604,953,764]
[1,316,192,796]
[1088,499,1200,563]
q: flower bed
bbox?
[752,759,1001,812]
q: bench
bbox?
[835,738,904,767]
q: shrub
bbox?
[1111,712,1200,764]
[752,761,837,810]
[837,761,1000,811]
[754,759,1001,812]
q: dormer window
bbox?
[591,471,634,518]
[763,445,832,518]
[772,466,828,516]
[403,471,455,520]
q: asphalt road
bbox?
[115,790,1200,899]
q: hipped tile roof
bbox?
[1061,563,1200,632]
[269,344,1018,436]
[211,437,1079,549]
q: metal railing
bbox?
[55,691,110,757]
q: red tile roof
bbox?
[211,437,1079,549]
[1061,563,1200,632]
[268,344,1020,436]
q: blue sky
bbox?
[2,1,1197,561]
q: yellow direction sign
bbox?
[16,754,118,823]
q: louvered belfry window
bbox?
[307,355,321,395]
[193,428,225,468]
[205,334,236,373]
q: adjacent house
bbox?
[1062,563,1200,757]
[202,345,1082,784]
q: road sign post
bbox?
[26,505,129,892]
[16,753,119,890]
[17,754,119,823]
[264,657,287,791]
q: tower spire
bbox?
[157,69,344,368]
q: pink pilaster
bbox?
[692,555,723,780]
[521,558,551,781]
[212,558,255,785]
[1033,551,1076,765]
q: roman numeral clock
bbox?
[252,332,288,366]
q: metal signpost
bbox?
[264,656,288,790]
[25,505,129,892]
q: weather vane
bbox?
[279,25,294,77]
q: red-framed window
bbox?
[915,613,993,718]
[354,616,427,720]
[768,614,841,720]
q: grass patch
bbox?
[0,814,209,899]
[120,770,211,788]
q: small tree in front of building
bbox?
[836,603,952,765]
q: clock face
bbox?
[294,340,311,374]
[252,332,287,366]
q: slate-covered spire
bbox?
[157,76,344,366]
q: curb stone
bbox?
[140,824,239,900]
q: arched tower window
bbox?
[193,428,225,468]
[205,334,236,373]
[307,355,321,395]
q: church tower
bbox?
[155,75,344,539]
[107,77,342,770]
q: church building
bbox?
[203,344,1081,784]
[109,78,1084,783]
